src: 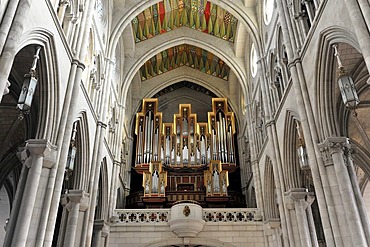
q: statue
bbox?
[152,169,159,193]
[145,178,150,194]
[160,180,165,194]
[213,165,220,193]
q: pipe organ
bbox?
[134,98,238,207]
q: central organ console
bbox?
[132,98,240,208]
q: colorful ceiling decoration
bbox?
[139,44,230,81]
[132,0,238,43]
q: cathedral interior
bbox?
[0,0,370,247]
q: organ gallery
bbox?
[128,98,244,208]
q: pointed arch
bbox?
[95,158,109,221]
[315,26,360,142]
[17,28,61,144]
[282,109,302,191]
[264,156,279,220]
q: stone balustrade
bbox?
[116,209,170,223]
[114,207,259,224]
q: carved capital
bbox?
[93,219,110,237]
[284,188,314,210]
[318,137,352,166]
[264,218,281,230]
[24,139,57,168]
[64,190,89,211]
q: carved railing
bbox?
[116,209,170,223]
[203,208,258,222]
[114,208,259,223]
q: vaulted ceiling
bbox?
[132,0,238,82]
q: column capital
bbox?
[318,137,352,166]
[93,219,110,237]
[284,188,314,210]
[21,139,57,168]
[63,190,90,211]
[264,218,281,230]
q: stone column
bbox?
[56,195,69,247]
[11,139,57,247]
[305,197,319,247]
[63,190,89,247]
[285,188,316,247]
[319,137,367,247]
[91,219,109,247]
[264,220,282,247]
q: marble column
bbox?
[62,190,89,247]
[91,219,109,247]
[264,219,282,247]
[11,139,57,247]
[319,137,367,247]
[285,188,317,247]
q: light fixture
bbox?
[333,44,360,114]
[296,120,309,170]
[17,46,42,113]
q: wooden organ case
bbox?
[130,98,244,208]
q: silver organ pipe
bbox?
[218,113,223,162]
[153,121,159,161]
[207,139,211,163]
[176,118,181,164]
[190,122,195,165]
[137,123,143,164]
[212,127,217,160]
[228,123,234,163]
[160,138,164,163]
[165,135,170,164]
[135,98,236,171]
[149,115,154,162]
[222,115,227,162]
[200,135,206,164]
[143,115,149,163]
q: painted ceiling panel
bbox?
[132,0,238,43]
[139,44,230,81]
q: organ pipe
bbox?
[135,98,236,169]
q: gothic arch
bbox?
[264,156,279,220]
[282,109,302,191]
[17,28,60,144]
[95,158,109,221]
[315,26,360,142]
[119,36,249,114]
[65,112,91,192]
